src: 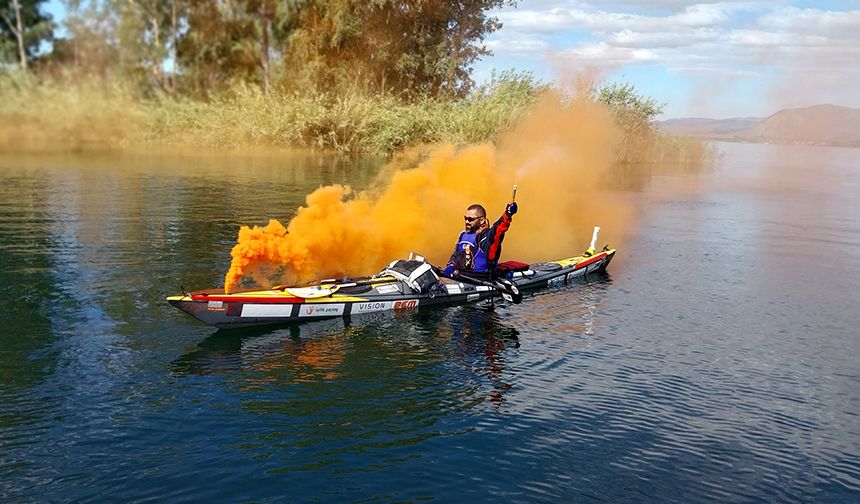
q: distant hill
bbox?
[657,104,860,147]
[658,117,762,138]
[745,104,860,146]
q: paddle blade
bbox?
[497,279,523,304]
[509,291,523,304]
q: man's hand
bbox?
[505,202,518,216]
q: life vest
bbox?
[454,231,489,272]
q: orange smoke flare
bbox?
[224,90,640,293]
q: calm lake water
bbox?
[1,143,858,502]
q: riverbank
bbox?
[0,71,536,154]
[0,70,714,166]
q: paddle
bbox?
[454,271,523,304]
[434,266,522,304]
[273,275,396,291]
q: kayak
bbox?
[167,242,615,329]
[168,249,615,328]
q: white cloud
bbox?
[758,6,860,34]
[608,27,721,48]
[559,42,660,66]
[668,65,760,77]
[486,38,553,57]
[478,2,860,115]
[725,29,800,47]
[488,3,859,73]
[582,0,751,13]
[672,3,732,26]
[496,2,751,35]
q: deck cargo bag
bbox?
[382,260,439,293]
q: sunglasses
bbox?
[464,215,483,222]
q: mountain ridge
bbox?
[657,104,860,147]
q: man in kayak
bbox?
[442,202,518,279]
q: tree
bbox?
[1,0,52,68]
[283,0,515,98]
[23,0,513,99]
[172,0,304,95]
[595,82,663,137]
[175,0,250,94]
[230,0,305,95]
[113,0,183,91]
[54,0,119,79]
[594,82,665,163]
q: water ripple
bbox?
[1,148,859,502]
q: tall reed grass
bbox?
[0,71,146,150]
[145,71,543,154]
[0,69,714,169]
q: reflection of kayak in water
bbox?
[167,232,615,329]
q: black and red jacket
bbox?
[447,212,512,275]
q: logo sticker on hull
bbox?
[353,301,394,314]
[375,284,400,294]
[241,304,292,317]
[299,304,345,317]
[393,300,418,311]
[586,260,604,274]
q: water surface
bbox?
[0,144,857,502]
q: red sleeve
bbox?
[486,213,512,262]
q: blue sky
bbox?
[472,1,860,118]
[43,0,859,119]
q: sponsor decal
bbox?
[467,294,480,302]
[393,299,418,311]
[446,284,462,295]
[353,301,393,314]
[567,270,584,281]
[375,284,400,294]
[475,286,491,292]
[299,303,345,317]
[226,303,242,316]
[240,303,292,317]
[207,300,226,312]
[586,260,604,274]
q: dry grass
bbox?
[0,69,714,169]
[0,72,147,150]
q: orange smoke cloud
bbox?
[225,90,638,293]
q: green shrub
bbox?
[0,67,713,169]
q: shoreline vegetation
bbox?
[1,0,713,166]
[0,69,714,166]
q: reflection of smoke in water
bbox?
[224,90,644,293]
